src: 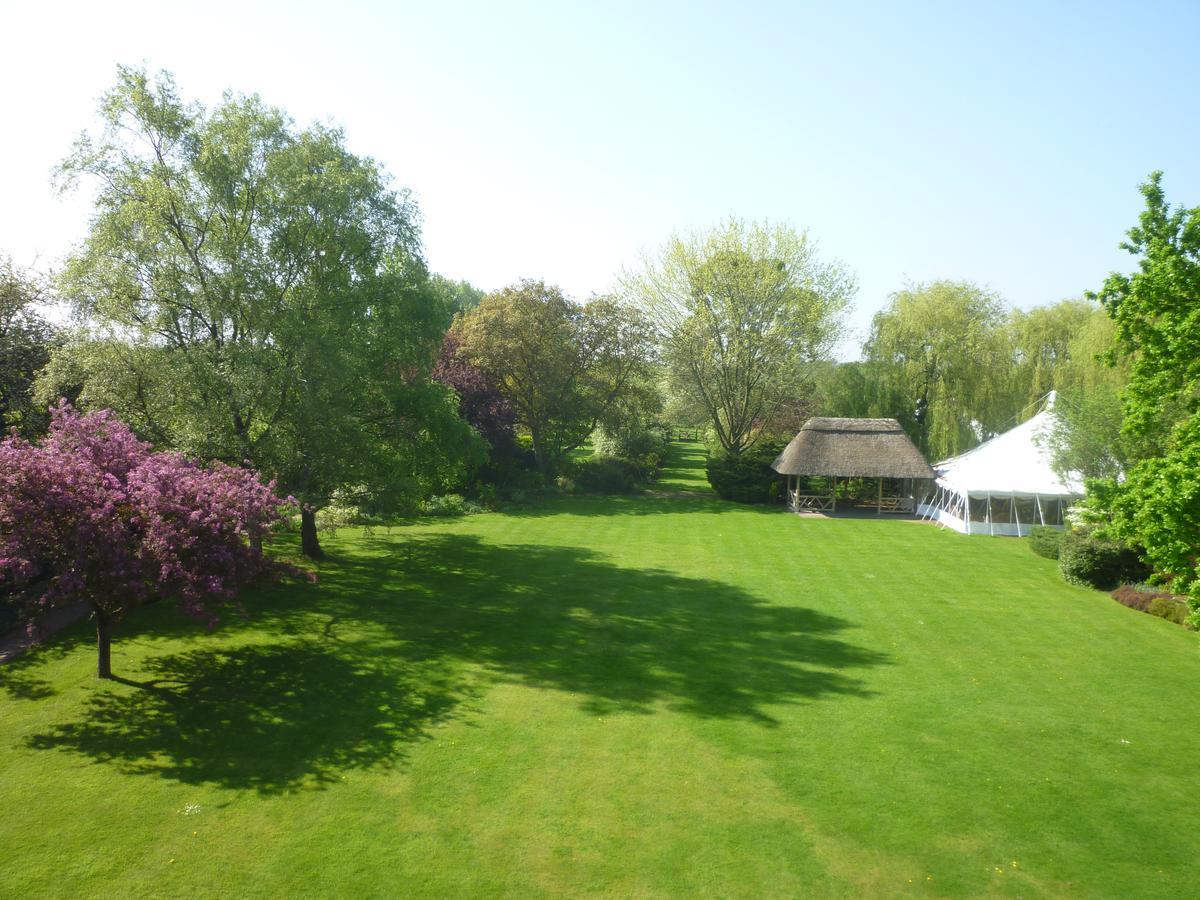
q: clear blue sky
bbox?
[3,0,1198,357]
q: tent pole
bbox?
[878,477,883,515]
[1013,493,1020,536]
[1036,494,1044,526]
[987,495,993,536]
[965,492,971,535]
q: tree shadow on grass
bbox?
[324,534,888,723]
[0,664,57,700]
[27,533,887,791]
[498,495,780,519]
[1,626,94,700]
[28,640,470,794]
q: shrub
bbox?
[1059,531,1150,590]
[420,494,483,517]
[1111,583,1160,612]
[489,465,545,501]
[593,424,670,482]
[316,503,360,534]
[574,457,640,494]
[358,478,422,519]
[1028,525,1065,560]
[1148,596,1190,626]
[1111,584,1191,627]
[706,441,786,504]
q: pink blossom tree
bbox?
[0,402,293,678]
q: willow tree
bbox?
[863,280,1012,460]
[626,219,854,455]
[1046,308,1131,481]
[1007,298,1099,408]
[51,66,474,557]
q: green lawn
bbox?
[2,441,1198,897]
[654,439,711,493]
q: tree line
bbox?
[3,66,1198,668]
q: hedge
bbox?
[1028,525,1065,560]
[706,441,786,504]
[1059,531,1150,590]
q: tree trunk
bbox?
[300,505,323,559]
[96,609,113,679]
[250,531,263,554]
[530,431,550,480]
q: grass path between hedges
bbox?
[2,441,1199,897]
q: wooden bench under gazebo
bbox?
[771,417,935,515]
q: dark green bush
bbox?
[706,441,786,504]
[1059,532,1150,590]
[1028,525,1064,560]
[574,457,640,494]
[420,494,484,516]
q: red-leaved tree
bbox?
[0,402,293,678]
[432,332,518,456]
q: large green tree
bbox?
[1085,172,1200,620]
[625,219,854,454]
[1046,308,1131,481]
[1007,298,1098,409]
[812,360,874,418]
[429,275,485,317]
[863,280,1013,460]
[0,258,57,436]
[453,280,656,476]
[49,66,476,557]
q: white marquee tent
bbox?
[917,394,1084,536]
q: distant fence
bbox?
[670,427,702,441]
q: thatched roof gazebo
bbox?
[771,417,935,514]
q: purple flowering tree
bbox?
[0,402,293,678]
[432,332,518,456]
